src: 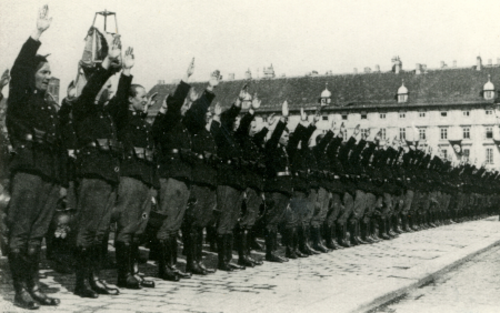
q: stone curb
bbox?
[349,231,500,313]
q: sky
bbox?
[1,0,500,98]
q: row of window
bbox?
[340,110,494,120]
[362,127,495,141]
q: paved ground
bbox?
[1,217,500,313]
[371,237,500,313]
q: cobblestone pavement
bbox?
[1,217,500,313]
[371,234,500,313]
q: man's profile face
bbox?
[35,62,51,91]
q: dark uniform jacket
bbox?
[6,37,66,184]
[72,67,127,184]
[184,90,217,187]
[115,96,159,188]
[211,104,244,190]
[152,81,193,182]
[59,97,79,182]
[236,111,267,192]
[326,135,346,194]
[264,120,292,195]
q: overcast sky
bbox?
[1,0,500,98]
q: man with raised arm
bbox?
[71,35,125,298]
[210,86,248,271]
[262,101,291,263]
[151,63,221,280]
[234,94,266,267]
[109,48,157,289]
[5,6,62,309]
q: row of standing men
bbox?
[3,13,500,310]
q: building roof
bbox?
[147,66,500,115]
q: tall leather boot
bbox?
[378,218,391,240]
[330,223,344,249]
[355,221,368,244]
[285,227,298,259]
[88,244,120,295]
[237,229,255,267]
[226,233,245,270]
[409,214,419,231]
[265,230,288,262]
[401,214,411,232]
[299,225,320,255]
[196,229,216,273]
[292,227,307,257]
[217,235,233,271]
[249,227,264,252]
[9,249,41,309]
[387,218,398,238]
[242,229,263,265]
[311,225,330,252]
[131,242,155,288]
[394,215,403,234]
[361,221,374,244]
[170,236,191,279]
[338,223,352,247]
[206,226,218,252]
[324,223,336,249]
[158,239,180,281]
[348,222,360,245]
[74,247,98,298]
[429,211,437,228]
[26,245,60,306]
[186,230,207,275]
[115,242,141,289]
[370,219,381,243]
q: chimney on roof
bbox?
[353,68,358,74]
[415,63,422,75]
[227,73,235,80]
[440,61,447,69]
[157,80,162,85]
[488,59,493,67]
[452,60,457,68]
[421,64,427,72]
[392,56,402,74]
[364,67,371,73]
[374,65,380,72]
[476,56,482,71]
[245,68,252,80]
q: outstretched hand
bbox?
[159,95,169,114]
[251,93,261,110]
[122,47,135,70]
[37,5,52,33]
[353,124,361,136]
[67,80,76,100]
[144,92,158,113]
[300,107,307,121]
[0,69,10,89]
[108,36,122,61]
[282,101,289,118]
[214,102,222,116]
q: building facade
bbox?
[148,58,500,169]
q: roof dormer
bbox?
[397,80,409,103]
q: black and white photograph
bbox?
[1,1,500,312]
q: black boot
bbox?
[393,215,403,234]
[169,236,191,279]
[387,218,399,238]
[285,227,298,259]
[378,219,391,240]
[217,234,233,271]
[249,227,264,251]
[355,222,368,244]
[88,245,120,295]
[302,226,320,254]
[158,239,180,281]
[401,214,412,232]
[244,228,264,265]
[338,223,352,248]
[292,227,307,258]
[226,233,245,270]
[131,242,155,288]
[196,229,216,273]
[329,223,344,249]
[360,221,374,244]
[186,230,207,275]
[348,222,360,245]
[370,219,381,242]
[237,229,255,267]
[74,247,99,299]
[265,230,288,262]
[115,242,141,289]
[9,249,41,309]
[311,225,331,252]
[26,246,60,306]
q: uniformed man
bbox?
[111,49,157,289]
[5,5,62,309]
[72,37,125,298]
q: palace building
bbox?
[148,57,500,169]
